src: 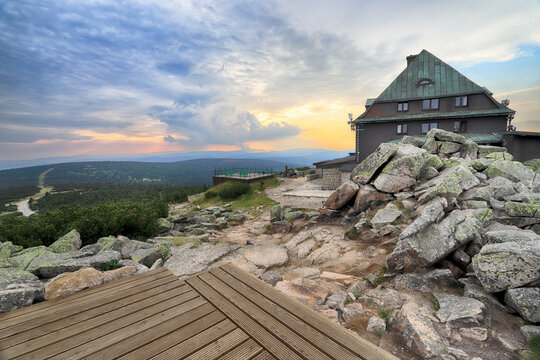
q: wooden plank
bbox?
[210,267,360,360]
[186,276,303,360]
[218,338,263,360]
[85,308,224,360]
[199,271,332,360]
[0,279,188,348]
[115,310,227,360]
[0,267,169,321]
[250,351,276,360]
[149,319,237,360]
[11,292,205,360]
[222,264,400,360]
[0,273,178,333]
[183,328,250,360]
[3,286,192,358]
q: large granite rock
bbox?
[372,144,434,193]
[9,246,51,270]
[472,241,540,292]
[48,229,82,254]
[351,143,397,185]
[434,293,485,325]
[164,243,238,277]
[0,283,44,313]
[97,236,125,252]
[45,267,105,300]
[27,250,122,278]
[242,245,288,269]
[392,210,481,269]
[120,240,154,259]
[370,204,402,228]
[504,287,540,323]
[353,185,393,212]
[484,160,535,187]
[460,141,479,160]
[399,197,446,239]
[0,268,40,290]
[426,128,466,144]
[484,229,540,244]
[322,181,359,210]
[416,164,480,204]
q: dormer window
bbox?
[417,79,433,86]
[456,96,468,107]
[397,102,408,112]
[422,98,439,110]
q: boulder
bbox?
[9,246,51,270]
[422,138,439,154]
[28,250,122,278]
[402,136,425,147]
[372,144,432,193]
[97,236,125,253]
[459,327,488,342]
[434,293,485,325]
[150,258,163,270]
[79,243,103,255]
[353,185,393,212]
[370,204,402,228]
[0,241,22,257]
[460,141,479,160]
[120,240,154,259]
[322,181,359,210]
[359,288,404,309]
[284,210,304,221]
[521,325,540,341]
[472,241,540,292]
[484,229,539,244]
[439,141,461,154]
[164,243,238,277]
[367,316,386,333]
[259,272,282,286]
[478,145,507,157]
[426,128,466,144]
[270,205,282,222]
[48,229,82,254]
[118,259,149,273]
[342,303,365,323]
[131,248,162,267]
[0,268,40,290]
[242,245,288,269]
[304,243,341,265]
[504,201,540,218]
[504,287,540,323]
[394,210,481,268]
[486,151,513,161]
[484,160,535,187]
[391,273,437,293]
[0,283,44,313]
[350,143,397,185]
[102,266,137,283]
[157,218,173,232]
[416,165,480,204]
[45,267,105,300]
[399,197,446,239]
[194,214,216,224]
[325,290,348,310]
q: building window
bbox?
[422,122,438,134]
[455,96,468,107]
[397,124,408,134]
[397,102,408,112]
[454,121,467,133]
[422,98,439,110]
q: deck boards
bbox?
[0,265,399,360]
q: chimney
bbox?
[406,54,418,65]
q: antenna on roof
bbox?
[348,113,353,121]
[347,113,355,131]
[501,98,510,107]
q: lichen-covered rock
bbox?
[48,229,82,254]
[399,197,446,239]
[460,141,479,160]
[9,246,52,270]
[434,293,485,325]
[284,210,303,220]
[484,229,540,244]
[28,250,122,278]
[504,287,540,323]
[503,201,540,218]
[472,241,540,292]
[270,205,282,222]
[353,185,393,212]
[120,240,154,259]
[45,267,105,300]
[486,151,513,161]
[97,236,125,253]
[322,181,359,210]
[164,243,238,277]
[417,165,480,204]
[79,243,103,255]
[194,214,216,224]
[422,138,439,154]
[478,145,507,157]
[370,204,402,228]
[426,128,466,144]
[402,135,425,147]
[439,141,461,154]
[242,244,288,269]
[350,143,397,185]
[157,217,173,232]
[0,283,44,313]
[524,159,540,172]
[0,268,40,290]
[484,160,535,187]
[0,241,22,257]
[131,248,162,267]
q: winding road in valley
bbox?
[14,168,54,217]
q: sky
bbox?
[0,0,539,162]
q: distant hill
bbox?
[0,158,302,189]
[0,148,351,171]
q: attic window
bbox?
[418,79,433,86]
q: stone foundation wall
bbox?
[341,171,351,184]
[322,168,341,190]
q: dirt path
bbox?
[265,176,333,210]
[14,168,54,217]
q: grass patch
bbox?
[102,260,121,271]
[523,334,540,360]
[378,308,393,323]
[391,199,412,219]
[173,237,202,247]
[373,329,385,338]
[429,294,440,311]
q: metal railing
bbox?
[213,168,277,179]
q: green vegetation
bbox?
[0,200,168,248]
[429,294,440,311]
[378,308,393,322]
[0,186,39,209]
[523,335,540,360]
[31,183,207,212]
[195,177,279,211]
[102,260,122,271]
[217,182,251,200]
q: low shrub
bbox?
[102,260,121,271]
[218,182,251,200]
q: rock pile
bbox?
[321,128,540,355]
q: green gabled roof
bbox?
[354,108,514,125]
[376,49,485,102]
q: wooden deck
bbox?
[0,264,399,360]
